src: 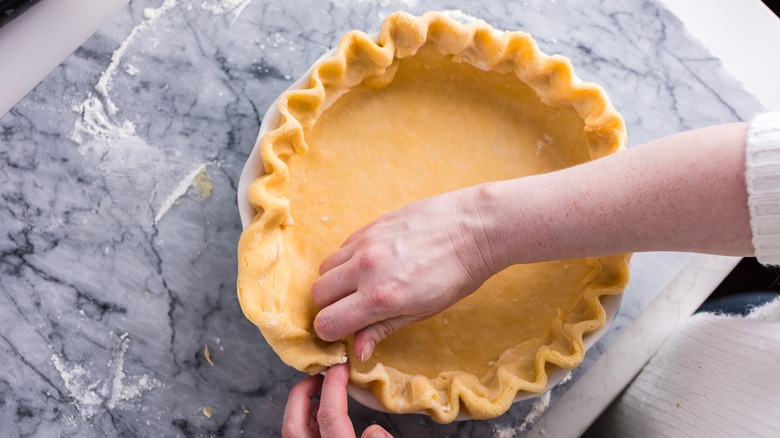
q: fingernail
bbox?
[365,428,388,438]
[360,340,375,362]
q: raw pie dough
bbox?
[237,12,630,423]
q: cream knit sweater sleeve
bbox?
[588,113,780,437]
[746,112,780,265]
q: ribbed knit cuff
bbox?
[746,112,780,265]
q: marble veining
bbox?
[0,0,763,436]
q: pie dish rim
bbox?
[236,11,629,423]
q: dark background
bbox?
[712,258,779,296]
[711,0,780,301]
[763,0,780,17]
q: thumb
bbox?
[353,315,418,362]
[361,424,393,438]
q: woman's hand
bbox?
[282,363,392,438]
[311,186,507,361]
[311,121,756,364]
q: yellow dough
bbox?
[237,12,630,423]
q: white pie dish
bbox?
[237,34,624,421]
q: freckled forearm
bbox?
[478,122,753,267]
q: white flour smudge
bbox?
[96,0,179,115]
[441,9,481,24]
[71,0,178,145]
[201,0,252,21]
[333,0,418,8]
[492,425,517,438]
[67,0,197,228]
[125,64,140,76]
[154,163,208,224]
[491,391,552,438]
[377,0,417,7]
[106,334,160,409]
[70,93,136,144]
[51,333,161,419]
[51,355,104,419]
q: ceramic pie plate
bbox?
[237,12,629,422]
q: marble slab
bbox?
[0,0,763,436]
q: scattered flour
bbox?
[76,136,157,176]
[535,140,545,157]
[491,391,551,438]
[70,93,136,144]
[534,133,554,158]
[50,355,104,419]
[67,0,214,230]
[201,0,251,18]
[72,0,178,144]
[441,9,481,24]
[97,0,179,115]
[142,0,178,21]
[124,64,140,76]
[106,333,161,409]
[154,163,208,224]
[332,0,418,8]
[492,425,517,438]
[51,333,161,419]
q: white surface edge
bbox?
[659,0,780,111]
[0,0,129,118]
[526,254,741,438]
[526,2,779,433]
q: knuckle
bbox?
[364,284,400,311]
[281,423,299,438]
[316,405,340,432]
[318,259,330,275]
[314,313,337,341]
[357,245,384,271]
[375,319,397,339]
[310,280,326,308]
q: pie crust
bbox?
[237,11,630,423]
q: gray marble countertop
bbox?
[0,0,764,436]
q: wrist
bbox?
[455,182,515,275]
[462,176,568,267]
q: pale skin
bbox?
[282,363,392,438]
[283,122,755,437]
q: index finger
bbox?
[317,363,356,438]
[314,288,397,342]
[282,375,323,438]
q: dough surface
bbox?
[237,12,629,423]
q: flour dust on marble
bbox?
[50,333,161,420]
[70,0,215,226]
[71,0,179,144]
[125,63,140,76]
[441,9,480,24]
[154,163,212,224]
[491,392,551,438]
[71,0,179,143]
[70,93,137,144]
[332,0,418,8]
[490,372,573,437]
[200,0,252,23]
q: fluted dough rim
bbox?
[237,11,629,423]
